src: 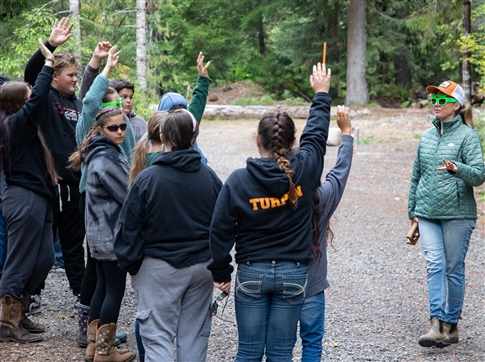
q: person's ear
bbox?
[453,103,461,112]
[255,133,261,148]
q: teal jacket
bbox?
[408,115,485,220]
[76,73,135,193]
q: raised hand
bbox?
[310,62,331,94]
[102,46,122,78]
[38,39,54,61]
[336,105,352,136]
[93,42,113,61]
[48,17,73,47]
[197,52,211,78]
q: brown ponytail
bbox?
[258,111,298,208]
[37,131,58,185]
[129,111,166,186]
[459,102,473,128]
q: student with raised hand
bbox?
[156,52,211,163]
[114,110,222,362]
[24,17,86,306]
[69,107,136,362]
[75,43,134,351]
[298,105,353,361]
[0,39,58,343]
[208,62,332,361]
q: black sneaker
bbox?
[25,294,42,316]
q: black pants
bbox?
[90,259,127,326]
[0,186,54,299]
[52,183,86,296]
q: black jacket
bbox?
[24,42,82,185]
[2,66,57,200]
[208,92,331,283]
[114,149,222,275]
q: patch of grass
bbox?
[363,137,377,144]
[395,147,404,152]
[232,94,277,106]
[413,133,421,140]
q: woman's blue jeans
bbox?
[418,217,475,324]
[234,261,308,362]
[299,291,325,362]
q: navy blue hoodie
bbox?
[114,149,222,275]
[2,66,57,200]
[24,42,82,186]
[208,92,331,283]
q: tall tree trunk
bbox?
[462,0,471,102]
[346,0,368,105]
[136,0,147,92]
[258,12,265,55]
[69,0,82,77]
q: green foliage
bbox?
[2,0,485,111]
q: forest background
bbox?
[1,0,485,150]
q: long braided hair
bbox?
[0,81,58,185]
[68,107,123,171]
[257,111,298,208]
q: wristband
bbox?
[45,57,54,63]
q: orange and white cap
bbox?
[426,80,465,106]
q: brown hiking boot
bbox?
[418,317,450,348]
[443,322,459,344]
[0,295,43,343]
[20,291,45,333]
[94,323,136,362]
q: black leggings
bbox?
[89,259,127,326]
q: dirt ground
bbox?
[1,99,484,361]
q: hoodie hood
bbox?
[152,148,201,172]
[84,136,121,165]
[246,157,290,198]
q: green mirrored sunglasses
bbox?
[102,98,123,108]
[430,94,459,106]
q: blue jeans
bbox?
[299,291,325,362]
[418,217,475,324]
[0,177,8,279]
[235,261,308,362]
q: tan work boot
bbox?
[85,319,100,362]
[94,323,136,362]
[20,291,45,333]
[443,322,459,344]
[418,317,450,348]
[0,295,43,343]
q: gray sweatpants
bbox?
[0,186,54,299]
[131,256,213,362]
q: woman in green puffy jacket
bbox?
[408,80,485,349]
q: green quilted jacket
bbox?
[408,114,485,220]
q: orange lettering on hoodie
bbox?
[247,185,303,211]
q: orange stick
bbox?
[322,42,327,64]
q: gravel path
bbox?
[1,107,484,361]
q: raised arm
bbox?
[79,42,112,100]
[76,46,121,145]
[316,106,353,220]
[16,40,55,139]
[24,18,73,85]
[187,52,211,123]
